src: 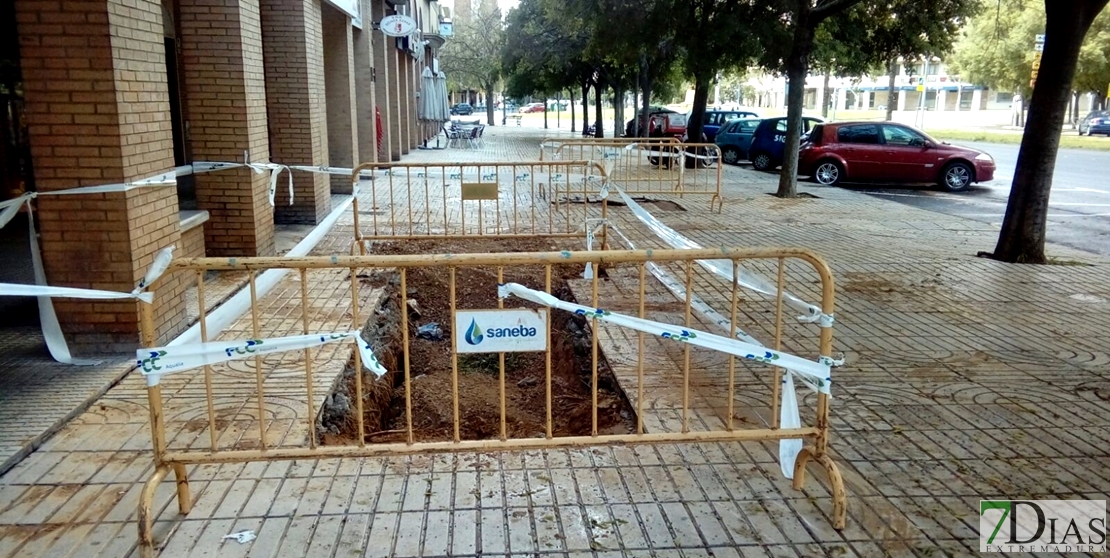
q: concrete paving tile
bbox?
[479,508,506,554]
[450,509,478,556]
[365,512,398,557]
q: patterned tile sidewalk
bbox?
[0,125,1108,557]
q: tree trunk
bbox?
[776,7,816,198]
[821,73,831,118]
[582,82,591,136]
[640,61,654,138]
[991,0,1108,263]
[613,84,623,140]
[594,79,604,138]
[885,58,897,122]
[485,83,496,125]
[686,75,711,143]
[570,89,576,132]
[632,68,640,137]
[543,96,548,129]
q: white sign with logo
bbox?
[455,309,548,353]
[380,14,418,37]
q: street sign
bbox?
[916,85,925,92]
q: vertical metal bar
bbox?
[728,260,739,431]
[530,164,537,234]
[400,268,413,445]
[370,171,379,236]
[352,177,363,248]
[682,260,692,434]
[195,270,218,452]
[544,265,553,440]
[248,273,267,451]
[300,269,317,449]
[590,260,599,437]
[350,268,365,447]
[636,262,645,435]
[407,167,414,236]
[140,295,167,464]
[511,165,519,234]
[772,257,786,428]
[494,166,502,235]
[459,166,467,235]
[450,267,460,443]
[498,267,507,441]
[564,167,571,234]
[388,168,396,235]
[478,166,485,235]
[423,166,430,235]
[442,166,448,236]
[815,258,835,457]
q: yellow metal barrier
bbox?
[136,247,845,556]
[347,160,609,247]
[538,136,680,161]
[545,140,723,212]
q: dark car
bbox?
[798,121,996,191]
[450,103,473,116]
[748,116,825,171]
[625,106,677,137]
[1079,110,1110,136]
[714,118,762,164]
[689,110,760,142]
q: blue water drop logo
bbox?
[464,318,484,345]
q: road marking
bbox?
[1044,203,1110,207]
[1055,187,1110,194]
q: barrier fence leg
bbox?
[138,465,170,558]
[172,463,192,514]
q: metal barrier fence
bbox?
[544,140,724,212]
[538,136,680,162]
[136,247,845,556]
[346,160,609,248]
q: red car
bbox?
[799,122,995,191]
[520,102,546,113]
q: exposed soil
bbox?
[319,237,635,445]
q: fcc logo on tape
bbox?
[455,309,548,353]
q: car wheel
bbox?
[813,160,843,186]
[751,152,773,171]
[722,147,741,165]
[940,161,973,192]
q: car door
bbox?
[880,124,937,182]
[716,121,739,147]
[835,124,884,180]
[737,120,760,156]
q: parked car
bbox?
[474,103,486,111]
[798,121,996,191]
[1079,110,1110,136]
[521,102,546,113]
[714,118,763,164]
[748,116,825,171]
[687,109,760,142]
[450,103,473,116]
[624,106,678,137]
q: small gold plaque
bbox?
[461,182,498,200]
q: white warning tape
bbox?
[613,187,833,326]
[497,282,831,394]
[139,329,386,387]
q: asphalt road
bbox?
[842,140,1110,257]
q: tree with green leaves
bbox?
[439,5,506,125]
[989,0,1110,263]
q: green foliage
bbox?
[439,6,505,93]
[949,0,1110,97]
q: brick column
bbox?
[16,0,188,351]
[353,0,377,164]
[371,0,393,162]
[179,0,275,256]
[396,49,410,155]
[261,0,330,224]
[322,6,357,194]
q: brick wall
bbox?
[322,6,357,194]
[179,0,275,256]
[262,0,331,224]
[353,0,377,165]
[16,0,188,352]
[179,221,206,259]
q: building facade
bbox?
[3,0,448,353]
